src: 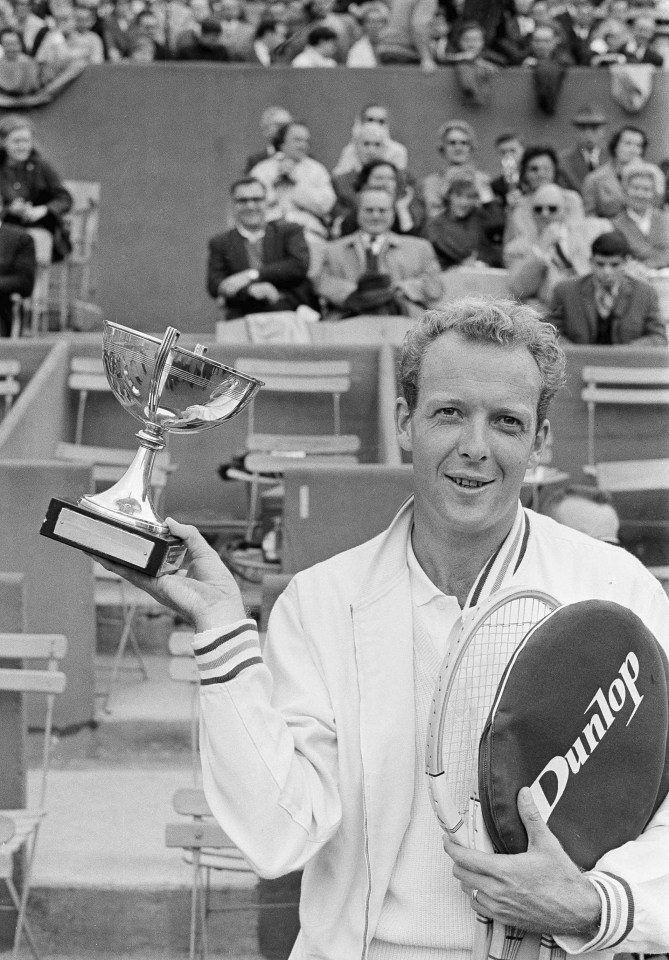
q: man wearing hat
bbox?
[548,229,667,346]
[316,185,443,318]
[558,103,608,193]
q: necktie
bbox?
[364,238,380,273]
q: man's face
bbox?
[576,122,605,151]
[232,184,267,231]
[357,188,395,235]
[530,25,557,57]
[396,331,547,544]
[357,126,386,165]
[532,184,565,228]
[363,8,388,40]
[615,129,645,165]
[441,128,472,166]
[281,124,310,162]
[591,252,625,289]
[497,138,523,167]
[625,174,655,211]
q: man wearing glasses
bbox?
[548,230,667,346]
[206,177,316,321]
[505,182,590,309]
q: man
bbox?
[0,209,35,337]
[553,0,599,64]
[504,182,591,309]
[174,16,229,59]
[250,17,286,65]
[291,25,338,66]
[490,131,524,210]
[316,185,443,317]
[548,230,667,346]
[559,103,608,193]
[104,298,669,959]
[206,177,315,321]
[622,14,664,66]
[333,103,409,176]
[243,106,292,175]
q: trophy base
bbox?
[40,497,186,577]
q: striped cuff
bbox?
[581,871,634,952]
[192,619,262,686]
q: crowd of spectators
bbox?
[0,0,665,68]
[207,100,668,344]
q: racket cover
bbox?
[479,600,669,870]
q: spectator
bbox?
[611,160,669,270]
[332,122,392,207]
[250,120,336,271]
[522,21,573,65]
[213,0,254,61]
[346,0,389,66]
[553,0,600,64]
[438,18,501,65]
[69,4,106,63]
[490,131,524,211]
[0,114,72,263]
[334,159,425,238]
[559,103,609,194]
[505,182,591,308]
[0,199,35,337]
[207,176,316,320]
[438,19,499,105]
[333,104,408,176]
[243,106,293,174]
[282,0,358,64]
[542,485,621,544]
[549,229,667,345]
[102,0,136,60]
[12,0,49,57]
[156,0,202,56]
[173,0,216,58]
[127,9,170,60]
[505,145,585,245]
[422,120,493,220]
[251,17,287,64]
[490,0,543,65]
[175,16,229,59]
[582,124,663,218]
[590,18,633,63]
[427,8,450,63]
[424,171,503,270]
[621,14,664,63]
[316,185,443,318]
[291,24,338,64]
[375,0,438,71]
[0,26,41,94]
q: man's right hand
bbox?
[97,518,247,633]
[219,270,258,299]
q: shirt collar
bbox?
[406,533,449,607]
[626,206,652,233]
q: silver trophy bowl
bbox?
[80,320,263,538]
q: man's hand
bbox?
[218,270,257,298]
[443,788,601,938]
[247,281,281,303]
[97,518,247,632]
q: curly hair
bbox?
[398,298,566,425]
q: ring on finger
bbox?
[471,888,479,905]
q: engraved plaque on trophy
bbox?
[40,321,263,576]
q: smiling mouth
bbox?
[447,476,494,489]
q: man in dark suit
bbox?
[558,103,608,194]
[548,230,667,346]
[0,215,36,337]
[207,177,316,321]
[553,0,599,65]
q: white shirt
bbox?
[626,206,653,235]
[406,534,460,659]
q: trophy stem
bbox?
[79,437,167,535]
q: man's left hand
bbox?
[443,787,601,938]
[247,281,281,303]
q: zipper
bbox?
[351,602,372,960]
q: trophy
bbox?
[40,321,263,576]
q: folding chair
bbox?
[229,358,361,541]
[0,360,20,416]
[0,632,67,960]
[581,366,669,470]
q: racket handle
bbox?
[539,935,565,960]
[471,913,493,960]
[470,795,494,854]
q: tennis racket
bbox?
[426,586,560,960]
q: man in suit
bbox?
[0,213,36,337]
[206,177,316,321]
[558,103,608,194]
[548,230,667,346]
[316,185,443,318]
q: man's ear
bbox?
[528,418,550,468]
[395,396,413,453]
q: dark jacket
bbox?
[206,219,316,320]
[0,222,36,337]
[548,273,667,346]
[0,150,72,260]
[424,206,503,269]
